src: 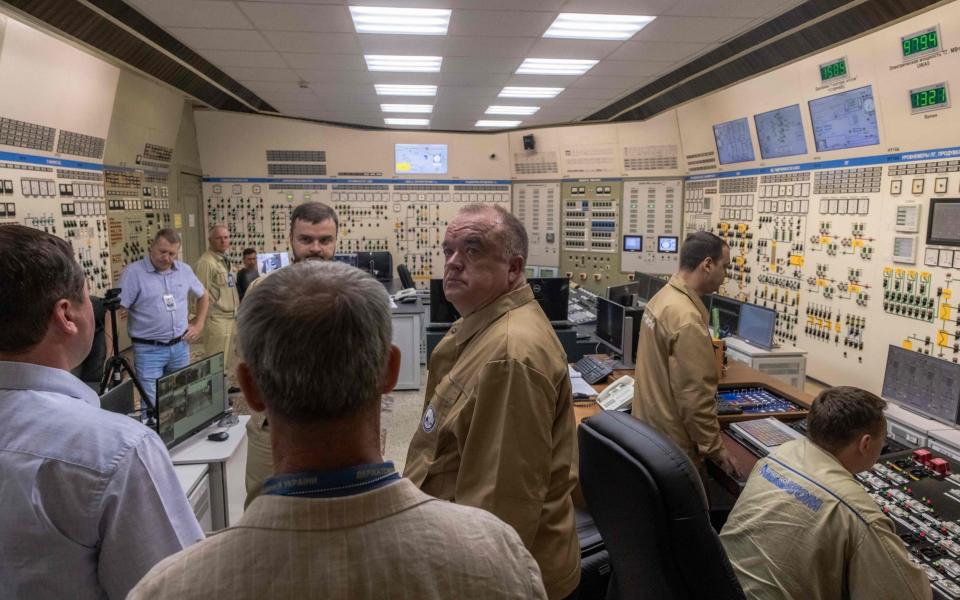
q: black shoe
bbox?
[228,386,241,394]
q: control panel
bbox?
[715,385,806,418]
[513,182,561,269]
[620,179,682,274]
[560,181,623,294]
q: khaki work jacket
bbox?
[194,250,238,318]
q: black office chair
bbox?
[397,263,415,289]
[578,411,744,600]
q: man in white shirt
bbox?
[0,225,204,599]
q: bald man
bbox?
[194,225,239,370]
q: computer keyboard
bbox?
[573,356,614,385]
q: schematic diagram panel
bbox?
[560,180,624,294]
[620,179,682,274]
[513,182,560,268]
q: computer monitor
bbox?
[710,295,742,338]
[529,277,569,322]
[595,297,625,356]
[539,267,557,278]
[156,353,227,450]
[333,253,358,267]
[99,379,135,416]
[737,302,777,349]
[623,235,642,252]
[657,236,679,254]
[357,251,393,282]
[257,251,290,274]
[647,276,667,299]
[625,306,643,365]
[882,345,960,425]
[607,281,642,307]
[429,279,461,325]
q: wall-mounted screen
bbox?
[754,104,807,159]
[658,236,678,253]
[927,198,960,247]
[257,252,290,274]
[882,345,960,425]
[808,85,880,152]
[395,144,447,174]
[623,235,642,252]
[712,117,755,165]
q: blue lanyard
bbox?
[262,462,400,498]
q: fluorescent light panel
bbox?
[381,104,433,113]
[486,105,539,115]
[350,6,451,35]
[384,118,430,126]
[516,58,598,76]
[365,55,442,73]
[498,86,564,98]
[544,13,655,40]
[375,84,437,96]
[475,120,522,128]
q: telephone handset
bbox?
[596,375,635,412]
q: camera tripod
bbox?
[98,288,157,426]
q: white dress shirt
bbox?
[0,361,204,599]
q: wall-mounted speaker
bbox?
[522,134,535,150]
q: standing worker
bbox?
[236,247,260,301]
[194,225,239,375]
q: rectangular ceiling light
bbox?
[486,105,539,115]
[350,6,451,35]
[384,118,430,126]
[365,55,443,72]
[475,120,522,128]
[375,84,438,96]
[544,13,655,40]
[498,86,564,98]
[516,58,598,76]
[381,104,433,113]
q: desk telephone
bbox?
[597,375,634,412]
[394,288,418,303]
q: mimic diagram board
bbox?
[620,179,682,275]
[513,182,560,269]
[203,181,510,288]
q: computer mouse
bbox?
[207,431,230,442]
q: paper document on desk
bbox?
[569,369,598,398]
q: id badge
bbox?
[162,293,177,312]
[227,273,236,288]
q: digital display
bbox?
[754,104,808,159]
[658,236,678,253]
[910,83,949,113]
[882,345,960,425]
[395,144,447,174]
[623,235,642,252]
[595,297,625,355]
[712,117,755,165]
[737,302,777,350]
[819,57,847,82]
[257,251,290,274]
[927,199,960,247]
[902,26,940,58]
[808,85,880,153]
[157,353,227,449]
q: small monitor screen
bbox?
[595,297,625,355]
[882,345,960,425]
[737,302,777,349]
[623,235,642,252]
[633,273,654,303]
[356,251,393,282]
[710,295,742,338]
[333,253,359,267]
[429,279,461,324]
[713,117,755,165]
[927,199,960,247]
[257,252,290,274]
[539,268,557,278]
[395,144,448,174]
[529,278,569,321]
[658,236,678,253]
[647,276,667,298]
[607,282,642,307]
[808,85,880,152]
[754,104,808,159]
[157,353,226,449]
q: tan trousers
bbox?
[203,314,236,374]
[244,413,274,508]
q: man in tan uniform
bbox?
[632,231,741,477]
[194,225,238,370]
[244,201,339,506]
[404,204,580,600]
[720,387,931,600]
[130,261,546,600]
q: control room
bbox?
[2,1,960,599]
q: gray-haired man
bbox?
[129,261,547,600]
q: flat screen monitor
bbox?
[607,282,642,307]
[357,251,393,282]
[100,379,135,416]
[647,276,667,299]
[754,104,808,159]
[737,302,777,349]
[539,267,557,278]
[595,297,625,355]
[333,253,359,267]
[882,345,960,425]
[713,117,755,165]
[623,235,642,252]
[658,236,678,253]
[429,279,461,325]
[529,277,569,322]
[710,294,742,338]
[927,198,960,247]
[395,143,448,175]
[808,85,880,152]
[156,353,227,449]
[257,251,290,274]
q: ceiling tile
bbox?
[664,0,797,19]
[281,53,365,70]
[439,71,511,86]
[296,69,374,84]
[441,56,522,74]
[525,38,624,60]
[356,34,448,55]
[606,40,708,62]
[236,2,355,32]
[365,72,442,85]
[570,75,650,89]
[448,10,555,37]
[261,31,360,53]
[558,0,676,12]
[557,88,621,100]
[127,0,252,29]
[505,73,583,87]
[587,61,670,78]
[633,16,753,43]
[167,28,272,51]
[437,85,502,99]
[452,0,564,10]
[308,83,372,97]
[442,36,537,58]
[198,49,287,68]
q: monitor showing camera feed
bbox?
[595,297,625,355]
[926,198,960,247]
[157,353,227,449]
[529,278,569,322]
[882,345,960,425]
[710,295,742,338]
[713,117,755,165]
[754,104,808,159]
[736,302,777,349]
[429,279,461,325]
[623,235,642,252]
[808,85,880,152]
[257,251,290,274]
[658,236,678,253]
[395,144,448,175]
[333,253,359,267]
[607,281,642,307]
